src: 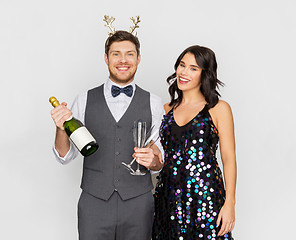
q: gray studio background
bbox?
[1,0,295,239]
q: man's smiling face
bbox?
[105,40,141,85]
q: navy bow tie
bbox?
[111,85,133,97]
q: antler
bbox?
[129,16,140,36]
[103,15,116,36]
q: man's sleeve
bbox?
[150,93,165,173]
[52,92,87,164]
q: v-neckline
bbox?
[172,105,207,128]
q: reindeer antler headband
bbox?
[103,15,141,37]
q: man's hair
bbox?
[105,30,140,56]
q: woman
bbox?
[152,45,237,240]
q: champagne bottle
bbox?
[49,96,99,157]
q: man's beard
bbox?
[109,72,136,85]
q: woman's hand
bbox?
[216,202,235,236]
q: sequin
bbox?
[152,106,233,240]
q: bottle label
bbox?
[69,126,96,151]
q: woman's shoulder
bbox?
[209,100,233,125]
[164,102,173,114]
[211,100,232,113]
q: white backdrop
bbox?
[1,0,295,239]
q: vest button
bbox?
[117,138,121,142]
[115,152,120,156]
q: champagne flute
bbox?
[122,123,158,174]
[131,120,146,175]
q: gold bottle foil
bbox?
[49,96,60,108]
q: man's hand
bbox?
[133,144,163,171]
[50,102,72,130]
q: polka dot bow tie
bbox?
[111,85,133,97]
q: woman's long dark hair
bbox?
[168,45,224,109]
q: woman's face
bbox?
[176,52,202,92]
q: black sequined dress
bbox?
[152,105,233,240]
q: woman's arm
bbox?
[210,100,237,236]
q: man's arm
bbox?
[50,93,87,164]
[50,102,72,158]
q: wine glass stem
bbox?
[130,157,136,166]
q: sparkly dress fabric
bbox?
[152,105,233,240]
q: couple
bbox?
[50,30,236,240]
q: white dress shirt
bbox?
[53,78,164,167]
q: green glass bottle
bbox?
[49,96,99,157]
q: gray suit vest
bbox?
[81,84,153,200]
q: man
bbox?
[50,30,164,240]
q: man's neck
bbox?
[109,77,134,87]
